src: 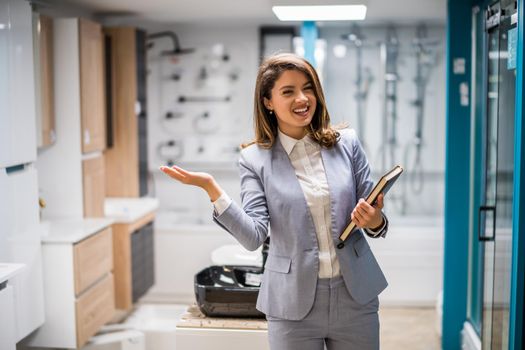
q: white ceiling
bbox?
[47,0,446,26]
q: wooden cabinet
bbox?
[104,27,148,197]
[112,212,155,311]
[74,227,113,293]
[27,222,115,349]
[80,18,106,154]
[82,154,106,217]
[74,229,114,346]
[75,274,115,346]
[37,18,108,220]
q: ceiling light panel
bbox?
[272,5,367,21]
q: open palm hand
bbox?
[159,165,213,188]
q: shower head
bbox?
[147,31,195,56]
[342,24,364,46]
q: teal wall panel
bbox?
[443,0,473,349]
[301,21,317,66]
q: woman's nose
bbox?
[296,91,308,102]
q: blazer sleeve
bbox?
[212,150,270,251]
[346,129,389,239]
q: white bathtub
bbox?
[148,211,443,307]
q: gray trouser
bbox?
[266,276,380,350]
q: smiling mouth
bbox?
[293,105,310,117]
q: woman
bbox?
[160,53,388,350]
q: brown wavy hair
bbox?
[242,53,341,149]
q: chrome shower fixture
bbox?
[377,26,400,172]
[178,95,231,103]
[156,139,184,166]
[341,24,375,153]
[376,26,406,214]
[147,31,195,56]
[404,24,441,195]
[165,111,184,120]
[193,111,220,134]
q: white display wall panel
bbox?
[322,25,446,173]
[145,24,258,223]
[36,18,84,220]
[146,25,257,172]
[321,25,446,216]
[0,0,37,168]
[0,165,45,341]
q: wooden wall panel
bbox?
[104,27,139,197]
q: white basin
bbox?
[211,244,263,267]
[104,197,159,223]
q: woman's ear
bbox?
[263,97,272,111]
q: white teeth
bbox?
[294,106,308,113]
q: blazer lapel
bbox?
[271,141,318,244]
[321,146,352,239]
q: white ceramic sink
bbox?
[211,244,263,267]
[104,197,159,223]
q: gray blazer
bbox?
[213,128,388,320]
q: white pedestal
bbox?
[176,328,269,350]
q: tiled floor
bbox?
[380,307,441,350]
[113,304,441,350]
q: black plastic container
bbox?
[194,265,265,318]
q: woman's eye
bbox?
[282,90,293,95]
[304,85,313,90]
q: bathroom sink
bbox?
[211,244,263,267]
[104,197,159,223]
[194,265,264,318]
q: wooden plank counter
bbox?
[176,304,268,330]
